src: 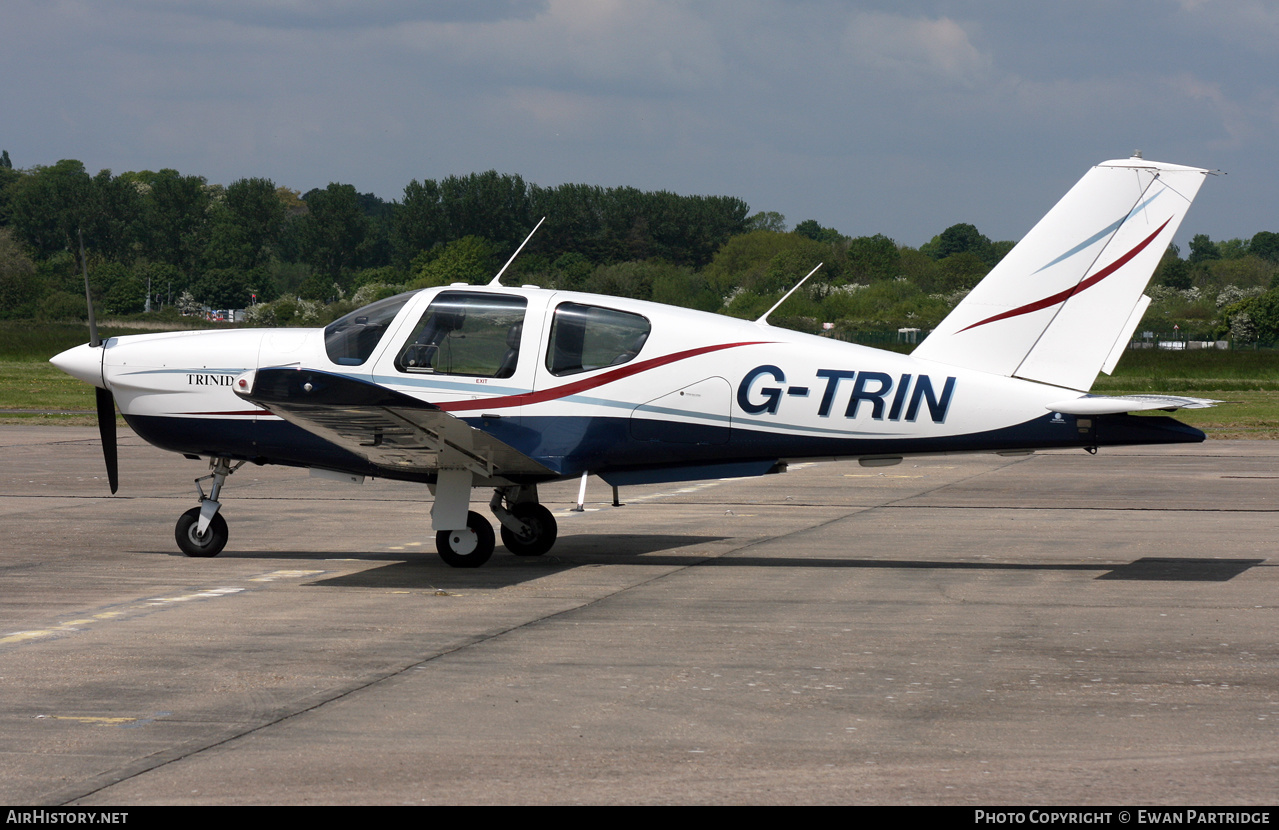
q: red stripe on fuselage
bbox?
[959,218,1171,333]
[437,341,770,412]
[181,410,276,417]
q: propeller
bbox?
[80,229,118,494]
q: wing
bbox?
[237,367,557,481]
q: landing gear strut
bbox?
[431,469,559,568]
[175,457,242,558]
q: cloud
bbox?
[841,12,992,89]
[1174,0,1279,54]
[2,1,1276,244]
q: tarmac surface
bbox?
[1,425,1276,805]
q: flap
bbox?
[238,367,557,480]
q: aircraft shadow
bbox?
[277,541,1267,589]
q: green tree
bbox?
[194,267,256,309]
[0,163,20,228]
[394,178,445,266]
[745,211,787,233]
[1187,233,1220,264]
[0,227,40,318]
[10,160,88,255]
[104,273,147,315]
[39,290,87,321]
[206,177,285,270]
[1250,231,1279,264]
[1216,238,1249,260]
[551,251,593,290]
[921,223,993,263]
[140,169,213,277]
[793,219,843,244]
[1159,257,1192,290]
[845,234,900,282]
[9,161,141,263]
[650,264,720,312]
[296,183,372,283]
[1243,290,1279,342]
[410,235,498,288]
[530,182,748,268]
[935,251,988,293]
[703,231,831,299]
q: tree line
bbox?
[2,150,1278,344]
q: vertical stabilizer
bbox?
[912,158,1209,391]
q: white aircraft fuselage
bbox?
[50,287,1197,484]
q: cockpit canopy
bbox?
[323,287,653,378]
[323,291,415,366]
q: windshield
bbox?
[324,290,415,366]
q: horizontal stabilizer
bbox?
[914,157,1210,391]
[1047,394,1220,416]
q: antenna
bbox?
[755,263,823,326]
[489,216,547,286]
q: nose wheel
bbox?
[175,507,229,557]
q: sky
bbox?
[2,0,1276,250]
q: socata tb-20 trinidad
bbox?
[51,156,1216,567]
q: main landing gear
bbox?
[169,457,560,568]
[174,457,242,557]
[431,484,559,568]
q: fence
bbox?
[1129,332,1276,351]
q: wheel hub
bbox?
[448,528,479,555]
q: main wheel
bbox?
[175,506,228,558]
[435,511,495,568]
[500,503,558,557]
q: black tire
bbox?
[175,506,228,558]
[435,511,495,568]
[500,503,558,557]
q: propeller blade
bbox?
[95,387,118,494]
[79,228,100,348]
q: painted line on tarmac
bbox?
[0,569,326,649]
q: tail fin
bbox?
[912,157,1210,391]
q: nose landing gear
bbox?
[175,457,243,558]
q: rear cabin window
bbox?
[324,291,414,366]
[546,302,651,377]
[394,291,528,378]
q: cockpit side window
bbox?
[395,291,528,377]
[546,302,651,377]
[324,291,415,366]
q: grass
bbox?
[0,361,103,425]
[1097,348,1279,392]
[0,319,217,361]
[1088,348,1279,439]
[0,320,205,425]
